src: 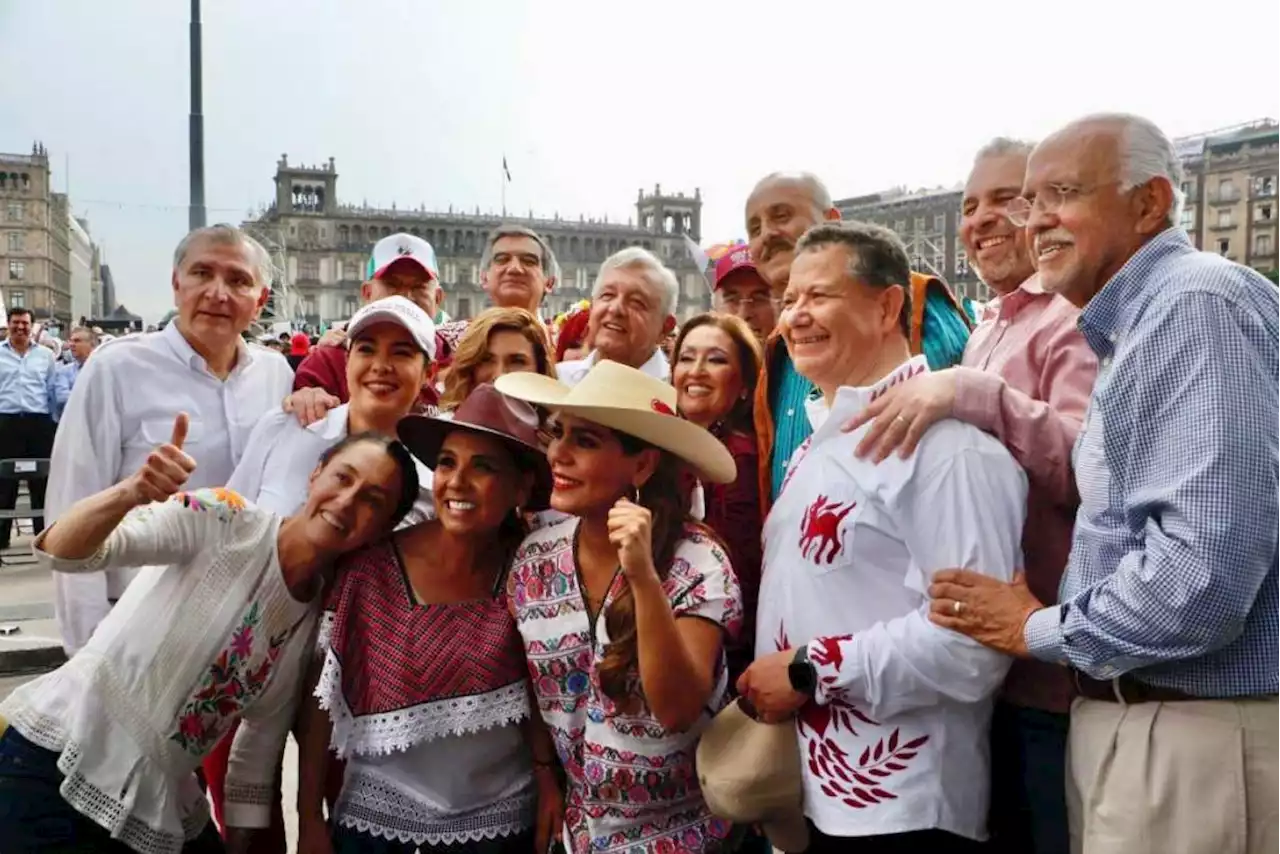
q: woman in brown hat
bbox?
[495,360,743,854]
[295,384,562,854]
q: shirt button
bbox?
[786,408,794,417]
[1108,332,1118,343]
[1101,357,1112,368]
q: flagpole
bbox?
[502,166,507,218]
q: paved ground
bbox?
[0,539,302,851]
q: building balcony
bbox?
[1251,186,1277,200]
[1208,222,1238,232]
[1208,190,1242,206]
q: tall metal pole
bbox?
[188,0,206,230]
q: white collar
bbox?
[162,321,252,376]
[581,346,669,379]
[805,355,931,437]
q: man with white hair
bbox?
[49,224,294,654]
[555,246,677,386]
[930,114,1278,854]
[846,138,1098,854]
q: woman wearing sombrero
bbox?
[496,360,743,854]
[295,384,563,854]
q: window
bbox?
[1259,204,1273,222]
[1217,209,1232,228]
[302,295,317,318]
[933,213,946,232]
[1219,178,1236,200]
[344,260,360,281]
[444,262,458,284]
[6,232,21,252]
[1256,175,1276,197]
[457,297,473,320]
[1180,181,1191,195]
[1256,234,1274,256]
[1218,238,1230,255]
[342,296,359,317]
[298,257,319,281]
[913,216,925,232]
[8,260,24,280]
[6,202,22,222]
[894,220,907,234]
[7,289,23,308]
[1180,208,1194,229]
[470,264,481,286]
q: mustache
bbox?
[760,237,794,261]
[1034,229,1074,252]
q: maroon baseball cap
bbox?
[713,246,768,291]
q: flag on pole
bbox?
[502,156,512,182]
[682,234,710,275]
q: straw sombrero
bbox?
[494,360,736,484]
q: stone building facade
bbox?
[0,143,73,327]
[242,155,711,329]
[1177,120,1279,277]
[834,186,984,301]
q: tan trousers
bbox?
[1066,695,1278,854]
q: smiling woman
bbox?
[295,384,562,854]
[0,426,415,853]
[439,306,557,412]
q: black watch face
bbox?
[789,659,815,694]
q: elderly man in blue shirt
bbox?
[0,306,58,554]
[928,113,1277,854]
[50,325,96,422]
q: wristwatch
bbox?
[788,645,818,696]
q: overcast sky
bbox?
[2,0,1277,324]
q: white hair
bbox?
[1078,113,1185,227]
[974,137,1036,164]
[173,224,275,289]
[748,171,834,216]
[592,246,679,318]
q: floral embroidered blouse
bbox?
[0,489,318,854]
[507,516,743,854]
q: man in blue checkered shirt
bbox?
[928,113,1277,854]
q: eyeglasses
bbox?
[1006,181,1122,227]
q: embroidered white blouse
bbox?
[0,490,316,854]
[756,356,1027,841]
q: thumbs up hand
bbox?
[124,412,198,506]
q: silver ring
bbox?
[895,414,910,426]
[952,600,963,615]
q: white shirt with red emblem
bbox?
[755,355,1027,841]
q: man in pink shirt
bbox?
[845,138,1097,854]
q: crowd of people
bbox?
[0,110,1275,854]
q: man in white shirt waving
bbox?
[49,224,294,654]
[737,220,1027,853]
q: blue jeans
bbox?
[986,701,1070,854]
[0,725,225,853]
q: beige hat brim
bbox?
[496,371,737,485]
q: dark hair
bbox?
[434,427,538,571]
[317,431,419,527]
[481,224,558,276]
[670,312,762,436]
[796,220,913,336]
[6,307,32,321]
[596,431,700,709]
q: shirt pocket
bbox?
[793,483,866,577]
[132,416,205,450]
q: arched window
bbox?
[570,236,580,257]
[338,225,350,245]
[425,229,436,247]
[351,225,364,246]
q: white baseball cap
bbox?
[346,295,437,360]
[367,233,439,281]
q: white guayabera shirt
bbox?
[756,356,1028,842]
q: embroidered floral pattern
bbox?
[172,487,247,522]
[170,601,288,755]
[510,519,740,853]
[776,624,930,809]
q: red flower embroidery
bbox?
[230,625,254,659]
[650,398,675,416]
[179,712,204,740]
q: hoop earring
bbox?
[632,485,641,504]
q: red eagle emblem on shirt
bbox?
[798,494,855,564]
